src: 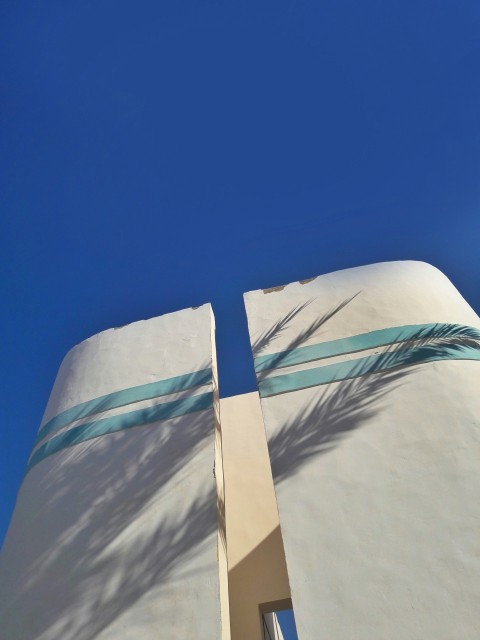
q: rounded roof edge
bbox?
[243,260,447,298]
[60,302,213,361]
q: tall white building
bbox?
[1,261,479,639]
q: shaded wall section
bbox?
[220,392,291,640]
[244,261,480,640]
[0,305,223,640]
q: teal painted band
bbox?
[258,343,480,397]
[254,323,480,373]
[36,367,212,444]
[28,391,213,473]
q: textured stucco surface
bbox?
[245,261,480,640]
[0,305,222,640]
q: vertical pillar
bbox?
[220,392,291,640]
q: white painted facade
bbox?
[244,261,480,640]
[0,305,223,640]
[1,261,479,640]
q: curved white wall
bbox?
[245,261,480,640]
[0,305,223,640]
[2,261,479,640]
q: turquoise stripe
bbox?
[258,344,480,397]
[28,391,213,473]
[254,323,480,373]
[36,368,212,444]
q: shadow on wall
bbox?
[0,372,219,640]
[268,358,408,482]
[252,292,361,358]
[262,307,480,483]
[228,526,291,640]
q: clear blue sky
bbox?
[1,3,479,632]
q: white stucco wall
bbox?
[244,261,480,640]
[0,305,223,640]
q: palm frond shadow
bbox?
[2,364,222,640]
[252,299,314,356]
[399,322,480,352]
[252,291,361,358]
[267,324,480,483]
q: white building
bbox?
[1,261,479,639]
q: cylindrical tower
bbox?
[245,261,480,640]
[0,305,223,640]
